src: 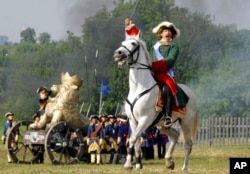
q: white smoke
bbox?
[175,0,250,30]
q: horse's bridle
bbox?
[121,39,151,69]
[122,39,157,123]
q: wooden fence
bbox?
[195,117,250,146]
[173,117,250,146]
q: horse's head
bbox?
[114,38,140,68]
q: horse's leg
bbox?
[124,122,136,170]
[180,120,195,171]
[124,120,147,170]
[164,127,180,170]
[134,139,142,169]
[124,138,134,169]
[182,139,192,171]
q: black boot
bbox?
[162,85,173,128]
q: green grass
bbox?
[1,143,249,174]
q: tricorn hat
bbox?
[36,86,48,93]
[108,114,116,119]
[99,114,108,119]
[89,115,99,121]
[152,21,180,38]
[116,112,128,122]
[5,112,14,117]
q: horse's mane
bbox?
[138,39,152,66]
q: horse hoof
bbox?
[135,163,143,169]
[166,160,175,170]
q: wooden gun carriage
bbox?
[5,72,90,165]
[6,120,89,165]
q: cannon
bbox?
[5,72,90,165]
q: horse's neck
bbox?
[129,49,155,91]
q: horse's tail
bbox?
[191,112,199,141]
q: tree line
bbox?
[0,0,249,120]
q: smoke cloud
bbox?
[175,0,250,30]
[59,0,116,37]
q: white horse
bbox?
[113,38,199,171]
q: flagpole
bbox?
[99,86,102,114]
[95,50,98,86]
[85,56,89,99]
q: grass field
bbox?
[1,143,249,174]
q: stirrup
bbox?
[164,116,172,128]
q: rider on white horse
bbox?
[125,18,187,128]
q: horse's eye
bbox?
[132,42,136,46]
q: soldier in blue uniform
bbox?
[1,112,19,163]
[86,115,104,164]
[141,127,155,160]
[104,114,118,163]
[36,86,51,115]
[98,114,110,163]
[113,113,130,164]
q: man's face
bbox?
[109,118,115,123]
[39,89,49,99]
[160,29,173,41]
[7,115,14,121]
[91,118,98,124]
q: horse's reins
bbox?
[122,40,157,123]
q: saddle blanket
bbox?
[155,86,186,118]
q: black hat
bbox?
[36,86,48,93]
[5,112,14,117]
[108,115,116,119]
[90,115,99,121]
[99,114,108,119]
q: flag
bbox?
[101,81,112,97]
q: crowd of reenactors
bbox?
[1,110,168,164]
[86,112,169,165]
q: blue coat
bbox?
[117,121,130,147]
[105,123,118,139]
[87,123,104,140]
[2,121,19,136]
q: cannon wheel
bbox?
[45,121,85,165]
[6,120,43,164]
